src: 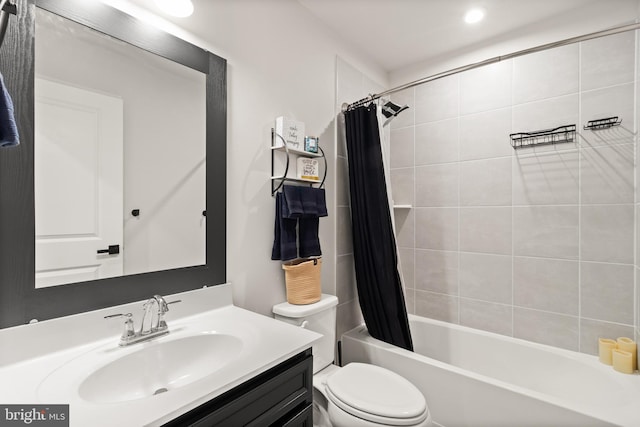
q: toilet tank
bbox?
[273,294,339,374]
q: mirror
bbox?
[35,8,206,288]
[0,0,226,328]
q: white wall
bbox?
[112,0,388,318]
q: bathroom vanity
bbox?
[164,348,313,426]
[0,285,319,426]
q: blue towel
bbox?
[299,217,321,258]
[282,186,327,218]
[273,186,327,260]
[271,192,298,261]
[0,72,19,148]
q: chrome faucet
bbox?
[105,295,181,346]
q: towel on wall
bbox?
[0,72,19,148]
[282,186,327,218]
[271,192,298,261]
[272,185,327,260]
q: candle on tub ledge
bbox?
[612,349,634,374]
[598,338,617,365]
[616,337,637,371]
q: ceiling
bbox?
[124,0,638,73]
[298,0,638,72]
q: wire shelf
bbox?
[583,116,622,131]
[1,1,17,15]
[510,124,576,149]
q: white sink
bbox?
[1,286,321,427]
[38,333,243,404]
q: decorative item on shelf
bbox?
[270,128,327,196]
[282,257,322,305]
[297,157,319,181]
[510,124,576,149]
[304,136,319,153]
[612,349,634,374]
[583,116,622,131]
[599,337,638,374]
[617,337,637,371]
[275,116,305,150]
[598,338,616,365]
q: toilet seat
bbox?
[325,363,428,426]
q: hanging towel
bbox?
[282,185,327,218]
[271,192,298,261]
[0,72,19,148]
[273,186,327,260]
[298,217,321,258]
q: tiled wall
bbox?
[390,32,637,355]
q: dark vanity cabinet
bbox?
[163,349,313,427]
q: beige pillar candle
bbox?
[598,338,617,365]
[612,349,634,374]
[617,337,637,371]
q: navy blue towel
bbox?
[299,217,321,258]
[271,192,298,261]
[0,72,19,148]
[282,186,327,218]
[273,186,327,260]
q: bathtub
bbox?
[341,315,640,427]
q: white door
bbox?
[35,78,124,288]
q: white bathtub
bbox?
[341,315,640,427]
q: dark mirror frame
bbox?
[0,0,226,328]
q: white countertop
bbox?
[0,284,320,426]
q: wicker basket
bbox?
[282,258,322,305]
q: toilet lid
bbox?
[326,363,428,425]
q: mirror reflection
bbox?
[34,8,206,288]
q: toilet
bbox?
[273,294,432,427]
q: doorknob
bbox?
[97,245,120,255]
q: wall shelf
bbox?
[270,176,322,184]
[271,129,326,196]
[271,145,323,158]
[583,116,622,131]
[393,205,412,209]
[510,124,576,149]
[1,1,17,15]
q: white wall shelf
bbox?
[271,145,323,158]
[271,129,326,196]
[393,205,412,209]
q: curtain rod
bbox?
[343,21,640,112]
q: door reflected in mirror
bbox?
[34,8,206,288]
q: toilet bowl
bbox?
[315,363,431,427]
[273,295,432,427]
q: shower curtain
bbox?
[344,104,413,351]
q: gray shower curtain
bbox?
[344,104,413,351]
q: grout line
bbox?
[457,73,462,326]
[412,86,417,316]
[578,39,583,353]
[633,27,640,340]
[511,58,516,338]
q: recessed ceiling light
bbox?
[154,0,194,17]
[464,8,485,24]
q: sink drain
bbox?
[153,388,169,395]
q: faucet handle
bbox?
[155,299,181,330]
[104,312,133,320]
[104,312,135,341]
[166,299,182,310]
